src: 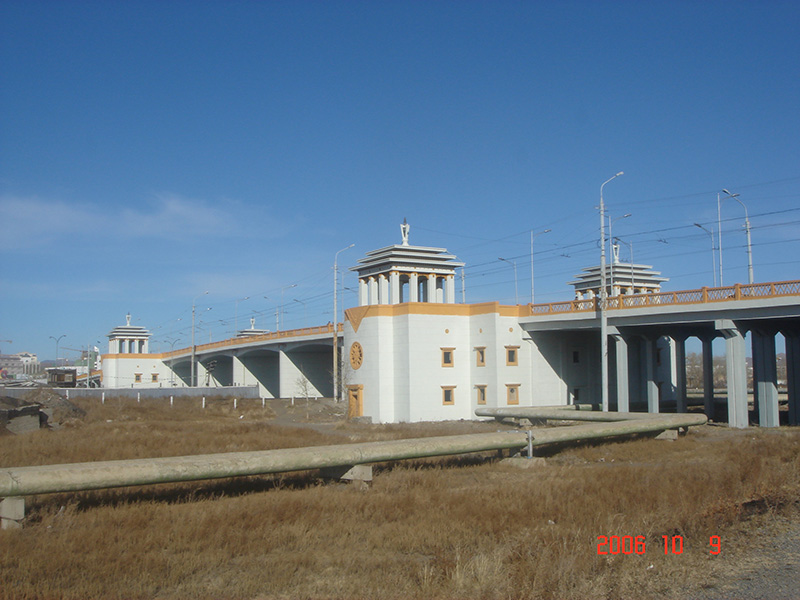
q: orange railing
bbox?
[163,323,344,359]
[528,279,800,316]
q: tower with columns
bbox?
[107,313,151,354]
[351,221,464,306]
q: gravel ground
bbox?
[682,512,800,600]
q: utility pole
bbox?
[191,291,208,387]
[599,172,623,413]
[333,243,354,401]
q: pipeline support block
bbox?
[320,464,372,487]
[0,497,24,530]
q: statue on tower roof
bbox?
[400,218,410,246]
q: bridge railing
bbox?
[162,323,344,360]
[527,279,800,316]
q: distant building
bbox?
[102,314,173,388]
[567,242,669,299]
[0,352,41,379]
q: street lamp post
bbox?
[498,257,519,305]
[614,237,635,296]
[165,338,180,387]
[293,298,307,327]
[530,228,551,304]
[49,334,66,372]
[333,243,355,402]
[279,285,297,331]
[694,223,718,287]
[608,213,631,298]
[722,189,753,285]
[234,296,249,336]
[599,171,624,413]
[191,291,208,387]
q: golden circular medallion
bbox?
[349,341,364,370]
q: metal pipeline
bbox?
[0,412,706,498]
[475,406,679,422]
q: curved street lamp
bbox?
[49,334,66,370]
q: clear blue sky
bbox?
[2,0,799,361]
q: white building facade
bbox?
[342,223,677,423]
[102,314,176,388]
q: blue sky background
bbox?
[1,0,799,360]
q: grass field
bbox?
[1,396,799,599]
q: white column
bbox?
[390,271,400,304]
[644,337,659,413]
[701,335,715,419]
[358,278,369,306]
[368,277,378,305]
[674,336,687,413]
[612,333,629,412]
[378,274,389,305]
[752,330,779,428]
[445,275,455,304]
[427,274,437,303]
[409,273,419,302]
[717,320,749,428]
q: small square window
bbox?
[475,347,486,367]
[134,373,142,383]
[476,385,487,405]
[507,384,520,405]
[506,346,519,366]
[151,373,159,383]
[442,386,456,405]
[441,348,455,367]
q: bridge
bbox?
[160,324,342,398]
[104,280,799,427]
[520,280,800,428]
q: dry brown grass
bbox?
[1,396,799,600]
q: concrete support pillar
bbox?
[409,273,419,302]
[445,275,455,304]
[785,330,800,426]
[196,361,209,387]
[358,279,369,306]
[752,330,779,428]
[377,274,388,305]
[389,271,400,304]
[0,497,24,530]
[717,320,749,428]
[701,335,715,419]
[674,336,688,413]
[611,333,629,412]
[644,337,659,413]
[427,274,437,303]
[368,277,378,306]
